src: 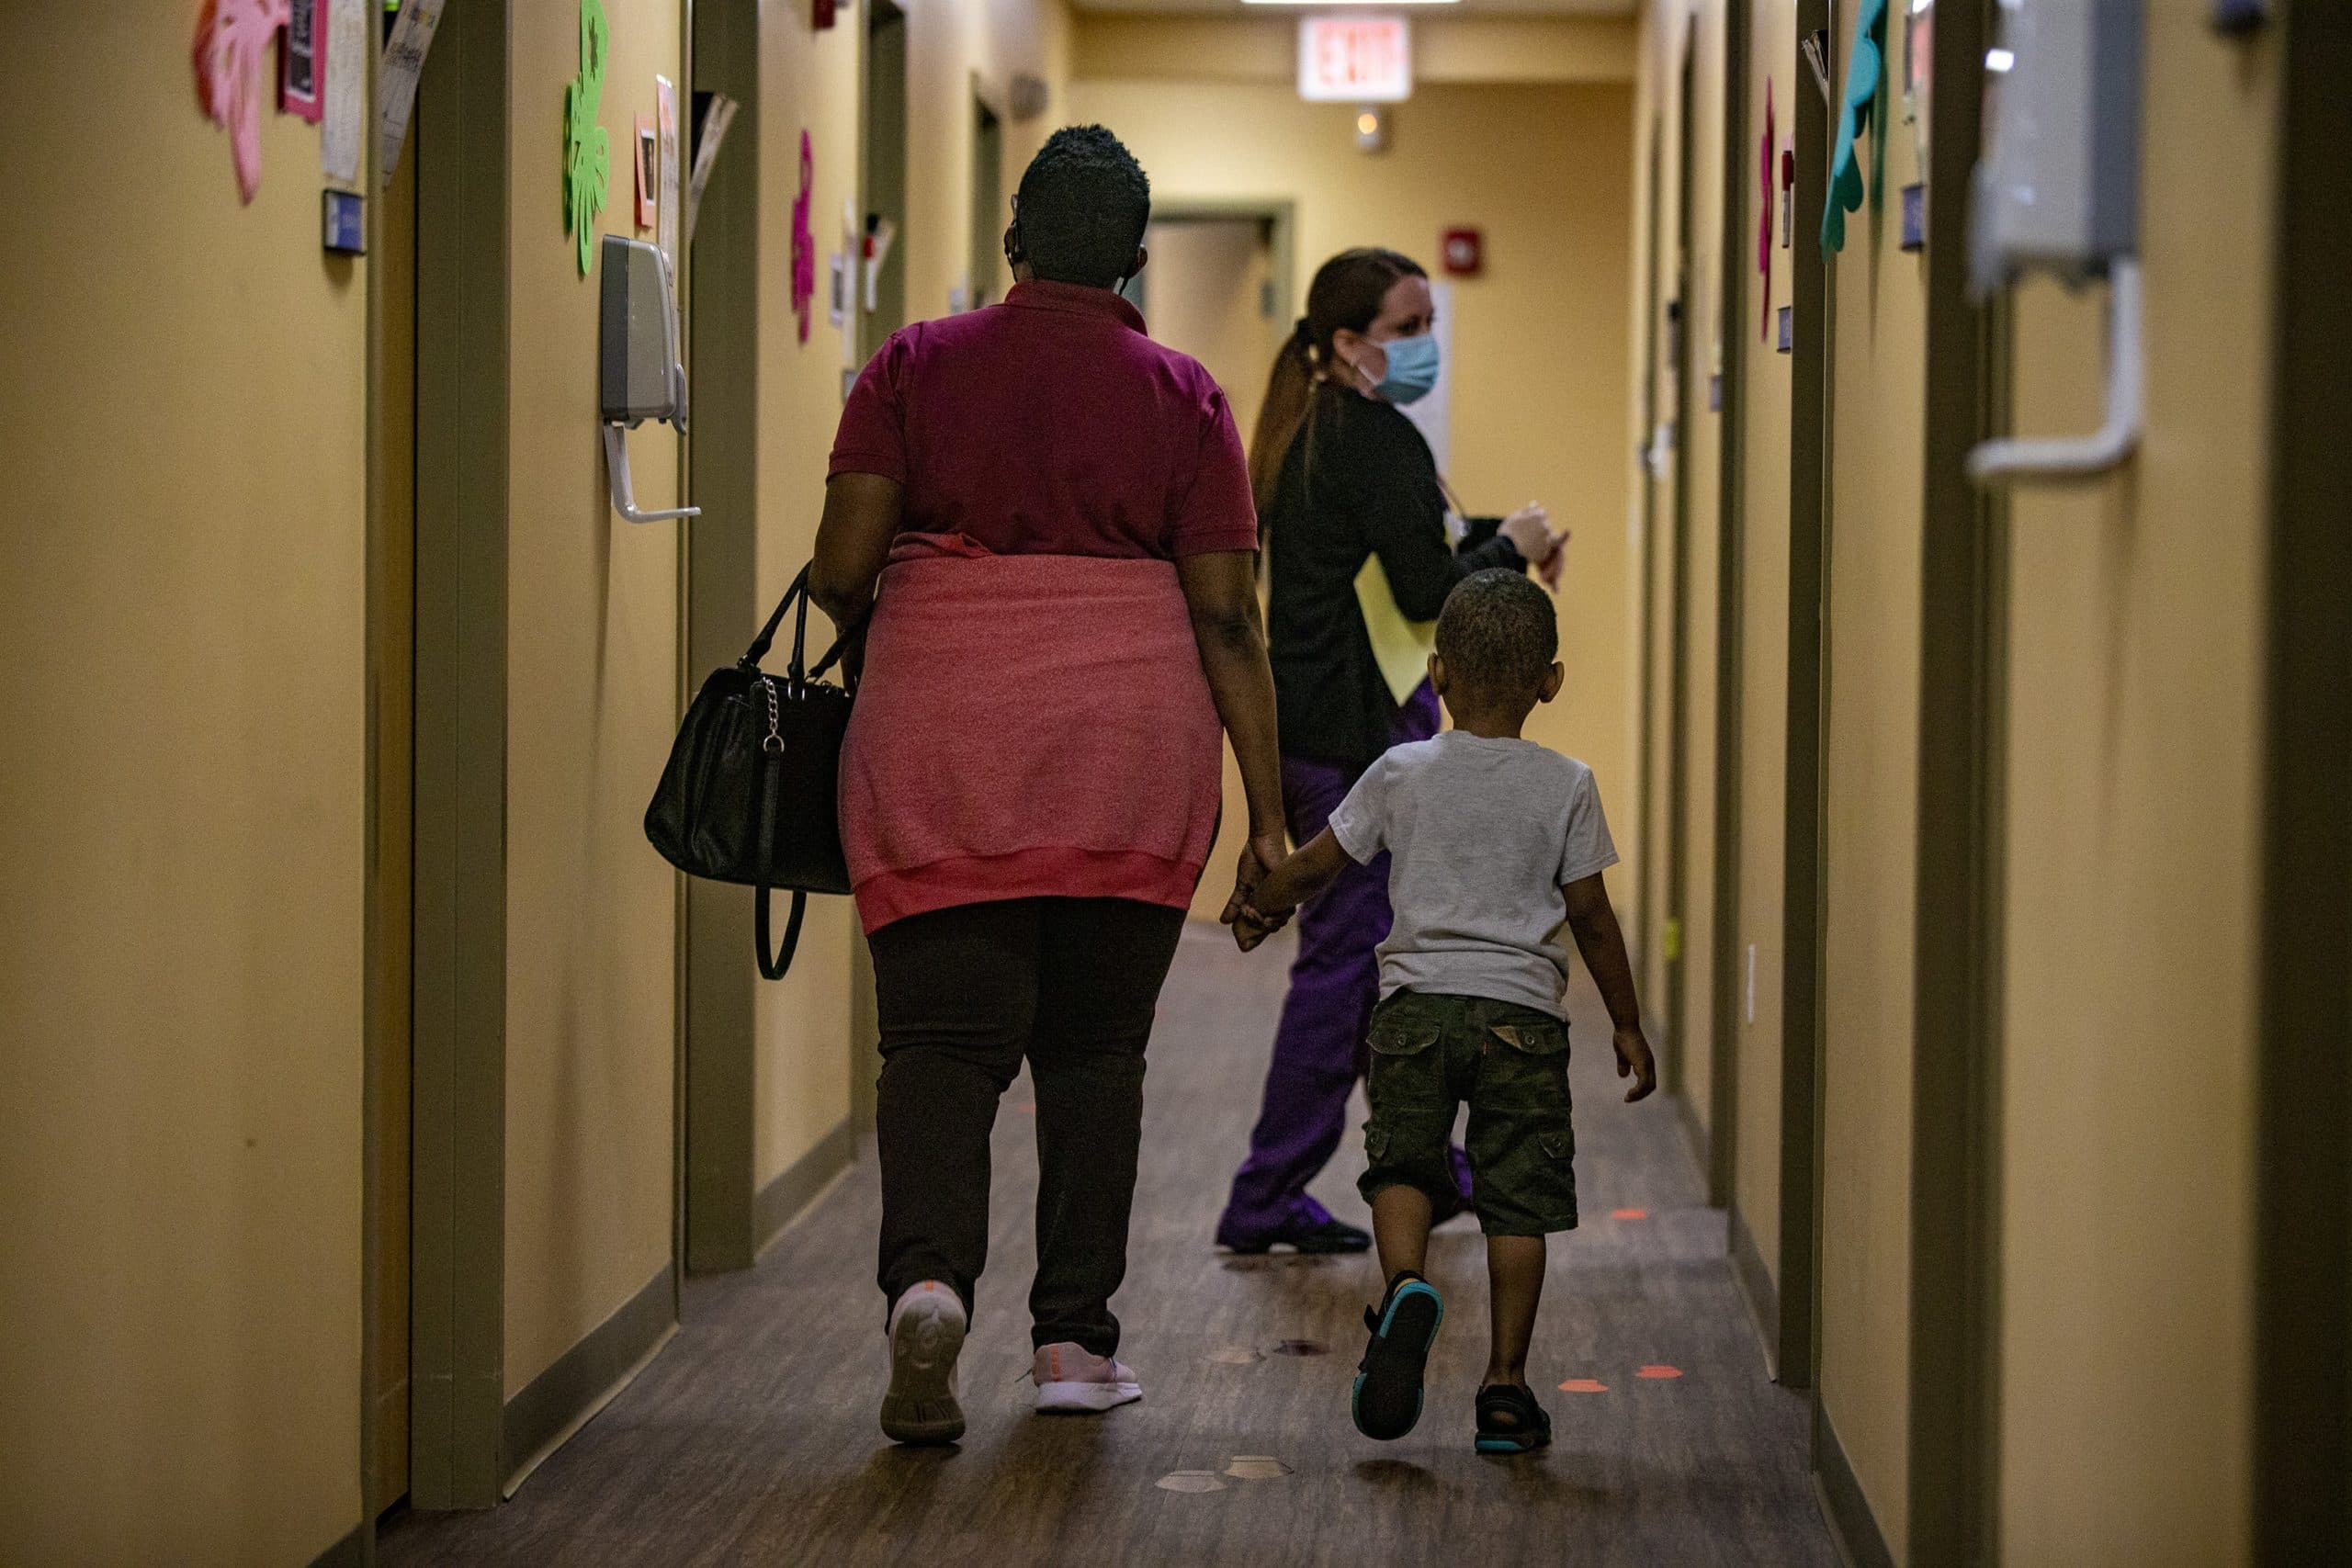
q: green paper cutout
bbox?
[563,0,610,276]
[1822,0,1887,254]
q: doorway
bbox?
[683,0,765,1276]
[1662,29,1699,1130]
[860,0,908,361]
[970,96,1003,310]
[1136,211,1284,441]
[1132,202,1292,922]
[367,81,420,1525]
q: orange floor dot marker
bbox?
[1634,1364,1682,1380]
[1610,1207,1647,1221]
[1558,1377,1610,1393]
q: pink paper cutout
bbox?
[1759,79,1775,340]
[791,131,817,344]
[194,0,293,205]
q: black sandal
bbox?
[1474,1382,1554,1454]
[1351,1272,1445,1441]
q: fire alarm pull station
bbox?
[600,234,700,524]
[1440,228,1483,277]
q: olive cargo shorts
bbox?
[1358,989,1578,1236]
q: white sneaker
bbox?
[1034,1341,1143,1415]
[881,1281,967,1445]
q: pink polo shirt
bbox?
[829,279,1261,560]
[827,280,1258,928]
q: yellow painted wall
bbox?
[1622,0,1804,1359]
[752,1,865,1192]
[1631,2,1678,1043]
[903,0,1074,325]
[0,6,366,1562]
[1069,73,1636,915]
[1993,11,2276,1562]
[1646,1,1731,1141]
[1814,0,1928,1544]
[502,0,684,1397]
[1729,0,1797,1298]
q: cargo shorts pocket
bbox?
[1369,1019,1442,1058]
[1471,1118,1579,1235]
[1485,1017,1571,1110]
[1487,1020,1568,1056]
[1366,1015,1443,1111]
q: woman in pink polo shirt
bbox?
[809,127,1283,1447]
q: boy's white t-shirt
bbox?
[1328,730,1619,1020]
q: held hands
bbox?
[1499,502,1570,591]
[1612,1025,1658,1103]
[1222,832,1292,953]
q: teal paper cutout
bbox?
[563,0,611,276]
[1822,0,1887,254]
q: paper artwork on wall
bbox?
[791,131,817,344]
[1822,0,1887,254]
[655,75,680,279]
[684,92,738,244]
[379,0,445,185]
[562,0,611,276]
[193,0,293,205]
[635,114,658,229]
[319,0,366,184]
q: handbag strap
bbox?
[751,734,808,981]
[755,886,808,981]
[741,565,808,671]
[740,561,854,690]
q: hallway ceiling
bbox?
[1071,1,1636,14]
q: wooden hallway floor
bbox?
[381,924,1838,1567]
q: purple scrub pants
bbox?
[1217,683,1473,1246]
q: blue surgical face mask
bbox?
[1371,332,1440,405]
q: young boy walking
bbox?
[1233,569,1657,1453]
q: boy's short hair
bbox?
[1013,126,1151,288]
[1435,569,1559,695]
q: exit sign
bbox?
[1298,17,1412,103]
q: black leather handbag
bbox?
[644,565,854,980]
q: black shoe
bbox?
[1474,1382,1553,1454]
[1351,1271,1445,1441]
[1216,1217,1374,1255]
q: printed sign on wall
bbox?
[280,0,324,122]
[1297,17,1411,103]
[655,74,681,279]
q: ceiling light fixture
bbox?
[1241,1,1459,7]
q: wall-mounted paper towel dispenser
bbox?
[601,233,700,524]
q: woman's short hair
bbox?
[1013,126,1151,288]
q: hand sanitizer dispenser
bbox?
[600,234,700,524]
[1966,0,2143,484]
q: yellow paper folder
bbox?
[1353,555,1435,706]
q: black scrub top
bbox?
[1262,387,1525,769]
